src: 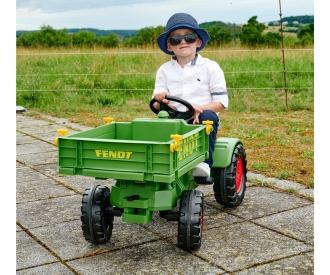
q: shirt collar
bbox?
[171,54,205,67]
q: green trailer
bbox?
[57,97,247,251]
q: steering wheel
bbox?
[149,96,195,120]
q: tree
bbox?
[263,32,281,47]
[72,31,96,47]
[98,33,120,48]
[123,26,164,47]
[297,23,314,45]
[239,16,266,46]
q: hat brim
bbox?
[157,24,210,55]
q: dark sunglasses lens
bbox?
[168,33,198,46]
[168,37,181,46]
[185,34,197,43]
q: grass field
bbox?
[16,47,314,187]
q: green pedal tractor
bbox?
[57,96,247,251]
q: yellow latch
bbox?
[54,128,69,146]
[57,128,69,136]
[202,120,214,135]
[103,117,114,124]
[170,134,183,153]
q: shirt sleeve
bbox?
[153,66,169,97]
[208,61,229,109]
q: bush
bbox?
[72,31,96,47]
[97,33,120,48]
[239,16,266,46]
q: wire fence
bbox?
[16,48,314,56]
[16,47,314,110]
[16,70,314,77]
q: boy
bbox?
[153,13,228,177]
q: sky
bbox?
[16,0,314,30]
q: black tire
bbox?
[212,143,247,207]
[81,185,114,244]
[177,190,204,252]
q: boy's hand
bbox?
[192,105,204,124]
[154,92,169,104]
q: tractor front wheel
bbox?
[212,143,247,207]
[177,190,204,252]
[81,185,114,244]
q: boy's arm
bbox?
[208,61,229,110]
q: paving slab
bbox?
[16,231,58,270]
[253,204,314,244]
[16,133,39,145]
[17,224,23,232]
[33,163,116,193]
[17,167,50,183]
[207,186,312,220]
[67,240,224,274]
[16,141,57,156]
[17,177,76,203]
[17,263,75,275]
[194,222,312,272]
[144,203,243,239]
[196,184,214,196]
[17,195,81,229]
[236,251,314,274]
[31,219,159,260]
[16,161,25,168]
[17,150,58,166]
[16,117,52,128]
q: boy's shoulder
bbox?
[200,56,221,68]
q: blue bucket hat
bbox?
[157,13,210,55]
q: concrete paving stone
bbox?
[17,224,23,232]
[17,118,53,129]
[236,251,314,275]
[20,125,69,137]
[144,203,242,239]
[16,195,81,229]
[194,222,312,272]
[16,161,25,168]
[17,263,75,275]
[16,134,39,145]
[16,141,57,155]
[33,163,116,193]
[17,177,76,203]
[31,219,159,260]
[16,167,50,183]
[253,204,314,245]
[297,188,314,199]
[206,186,311,220]
[67,240,225,275]
[34,131,78,144]
[60,175,116,194]
[17,150,58,166]
[196,184,214,196]
[16,231,57,270]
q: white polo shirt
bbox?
[153,54,228,112]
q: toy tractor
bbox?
[57,96,247,251]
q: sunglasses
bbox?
[167,33,198,46]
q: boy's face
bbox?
[167,28,202,58]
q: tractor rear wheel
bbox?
[177,190,204,252]
[81,185,114,244]
[212,143,247,207]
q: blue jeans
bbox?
[188,110,219,168]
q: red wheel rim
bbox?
[235,157,244,193]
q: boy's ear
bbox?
[196,38,202,48]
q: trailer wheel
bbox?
[81,185,114,244]
[212,143,247,207]
[177,190,204,252]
